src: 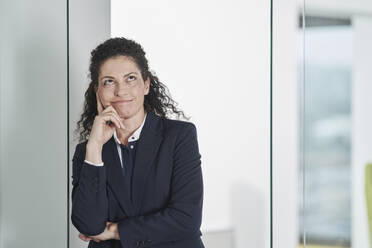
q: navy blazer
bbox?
[71,111,205,248]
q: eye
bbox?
[128,75,136,82]
[103,79,114,85]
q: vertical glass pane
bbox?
[67,1,111,247]
[301,2,372,248]
[302,19,352,246]
[0,1,68,247]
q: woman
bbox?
[71,37,205,248]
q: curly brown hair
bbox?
[74,37,190,143]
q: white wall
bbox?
[111,0,272,247]
[68,0,111,247]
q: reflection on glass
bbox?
[300,6,372,248]
[300,17,352,247]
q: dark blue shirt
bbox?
[119,140,138,202]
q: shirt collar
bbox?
[113,112,147,145]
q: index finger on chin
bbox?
[96,90,104,115]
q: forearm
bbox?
[71,144,109,236]
[117,159,203,248]
[85,140,103,164]
[116,202,202,247]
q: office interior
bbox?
[1,0,372,247]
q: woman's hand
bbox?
[78,233,100,243]
[78,222,120,242]
[87,90,126,148]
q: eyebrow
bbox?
[99,72,138,81]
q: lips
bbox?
[115,99,133,103]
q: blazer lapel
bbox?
[104,136,136,217]
[132,111,163,214]
[103,111,163,217]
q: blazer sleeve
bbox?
[70,142,109,236]
[117,122,203,248]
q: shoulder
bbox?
[160,116,198,139]
[159,117,199,153]
[72,140,88,160]
[160,117,201,160]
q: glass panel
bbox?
[0,0,68,247]
[300,2,372,247]
[67,1,111,247]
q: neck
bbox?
[116,109,146,145]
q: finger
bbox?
[103,112,125,129]
[100,105,125,129]
[102,106,123,122]
[96,97,125,129]
[85,235,100,242]
[104,112,125,129]
[103,113,122,130]
[88,236,101,243]
[78,233,91,242]
[78,233,84,241]
[102,114,122,130]
[83,237,92,242]
[96,90,104,115]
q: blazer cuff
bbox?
[117,220,153,248]
[84,159,104,166]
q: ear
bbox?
[144,77,150,95]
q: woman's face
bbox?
[96,55,150,119]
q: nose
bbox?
[114,80,130,96]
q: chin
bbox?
[116,109,128,117]
[118,106,142,119]
[119,113,130,119]
[118,110,135,119]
